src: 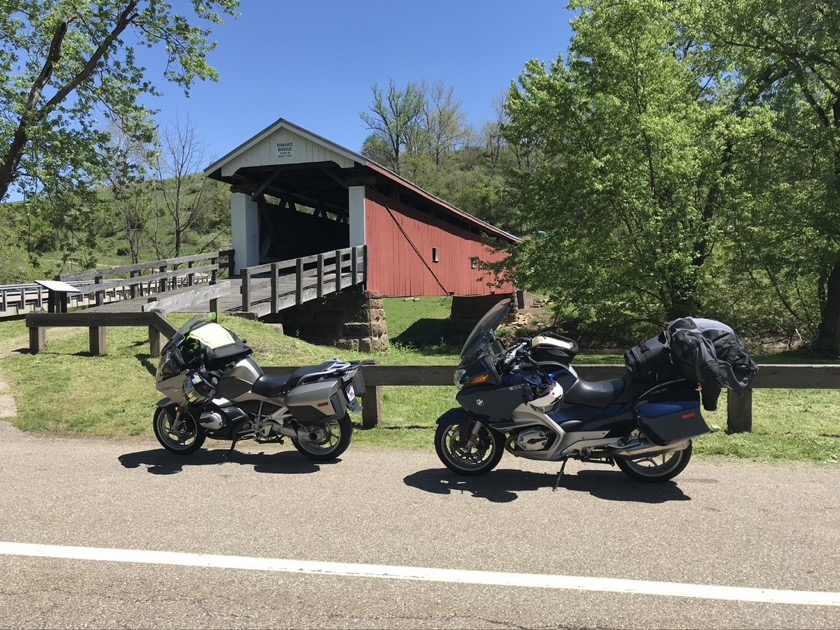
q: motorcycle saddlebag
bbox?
[285,379,347,424]
[635,392,710,446]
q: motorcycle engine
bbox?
[515,428,550,451]
[198,405,247,430]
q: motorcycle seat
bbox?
[563,372,651,409]
[252,362,335,398]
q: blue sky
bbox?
[147,0,576,165]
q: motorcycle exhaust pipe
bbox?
[613,439,690,458]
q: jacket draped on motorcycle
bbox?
[625,317,759,411]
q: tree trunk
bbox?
[816,260,840,357]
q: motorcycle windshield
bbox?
[459,299,510,362]
[156,313,218,381]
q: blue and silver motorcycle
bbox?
[435,300,711,484]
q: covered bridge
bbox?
[204,118,520,349]
[205,118,519,295]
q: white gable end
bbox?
[221,127,355,177]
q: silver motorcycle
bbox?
[154,314,363,461]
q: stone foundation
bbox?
[267,290,389,352]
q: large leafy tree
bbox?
[0,0,239,205]
[503,0,739,332]
[702,0,840,355]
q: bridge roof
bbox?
[204,118,520,245]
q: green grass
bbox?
[0,298,838,464]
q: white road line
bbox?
[1,541,838,607]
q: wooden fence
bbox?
[263,363,840,432]
[1,250,234,318]
[59,249,234,307]
[241,246,367,317]
[19,306,839,434]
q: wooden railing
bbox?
[264,363,840,432]
[59,250,235,307]
[0,284,49,318]
[240,245,367,316]
[0,250,235,318]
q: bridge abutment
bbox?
[268,290,389,352]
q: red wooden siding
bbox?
[364,189,514,297]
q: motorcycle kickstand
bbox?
[222,438,238,463]
[553,458,569,492]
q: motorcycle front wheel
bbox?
[435,421,504,476]
[153,405,206,455]
[615,441,692,482]
[292,413,353,461]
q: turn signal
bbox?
[469,373,491,385]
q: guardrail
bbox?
[264,364,840,432]
[241,246,367,316]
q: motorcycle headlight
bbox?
[453,368,467,389]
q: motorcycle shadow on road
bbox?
[404,467,690,504]
[118,448,325,476]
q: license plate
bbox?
[345,385,356,401]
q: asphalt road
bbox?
[0,421,838,629]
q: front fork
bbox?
[459,419,486,451]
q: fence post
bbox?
[210,255,219,284]
[335,249,343,292]
[316,254,324,299]
[149,326,162,358]
[89,326,107,356]
[241,267,252,313]
[351,246,359,285]
[95,274,104,307]
[29,326,46,354]
[271,263,279,313]
[361,361,382,430]
[130,270,140,299]
[295,258,304,305]
[158,264,167,293]
[726,388,753,433]
[362,245,369,290]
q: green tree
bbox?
[702,0,840,355]
[0,0,239,205]
[503,0,742,331]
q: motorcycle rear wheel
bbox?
[153,405,206,455]
[292,413,353,461]
[615,441,692,482]
[435,421,504,476]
